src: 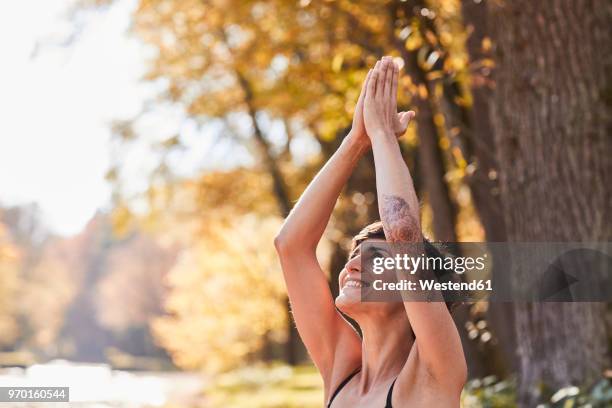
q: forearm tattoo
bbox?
[381,195,420,242]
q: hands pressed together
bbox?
[350,56,415,147]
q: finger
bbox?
[376,59,387,97]
[367,67,378,98]
[391,62,399,109]
[363,69,373,95]
[397,111,407,126]
[372,60,381,95]
[399,110,416,124]
[382,57,394,99]
[396,112,407,136]
[357,69,372,106]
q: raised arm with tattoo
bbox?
[363,57,467,391]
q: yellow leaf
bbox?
[331,54,344,73]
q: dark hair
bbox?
[350,221,463,313]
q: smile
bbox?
[343,278,370,289]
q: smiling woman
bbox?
[274,57,466,407]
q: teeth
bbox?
[344,280,364,289]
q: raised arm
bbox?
[363,57,467,390]
[273,73,373,383]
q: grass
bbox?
[201,364,323,408]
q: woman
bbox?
[274,57,467,407]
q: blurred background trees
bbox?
[1,0,609,406]
[0,216,22,348]
[152,214,288,372]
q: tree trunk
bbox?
[488,0,611,405]
[412,96,458,242]
[461,0,516,378]
[461,0,507,244]
[236,70,305,366]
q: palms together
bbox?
[351,57,415,144]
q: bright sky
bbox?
[0,0,150,236]
[0,0,318,237]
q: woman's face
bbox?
[335,238,401,316]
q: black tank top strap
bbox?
[326,368,361,408]
[327,369,397,408]
[385,378,397,408]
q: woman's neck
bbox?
[356,310,414,393]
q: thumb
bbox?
[398,110,416,127]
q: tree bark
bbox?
[488,0,611,405]
[461,0,516,378]
[411,96,458,242]
[461,0,507,243]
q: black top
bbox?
[327,368,397,408]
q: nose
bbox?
[345,254,361,273]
